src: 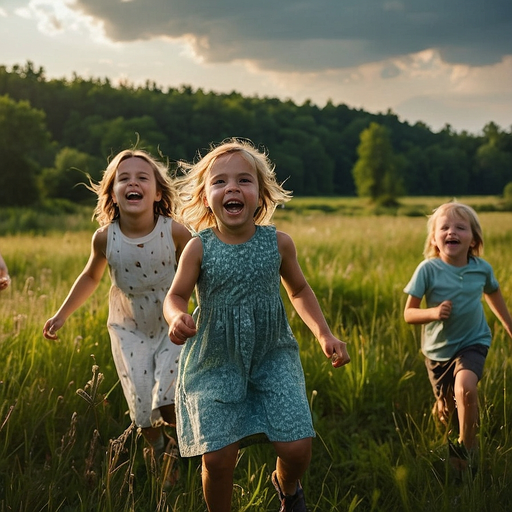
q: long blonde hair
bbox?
[176,138,292,232]
[89,149,178,226]
[423,202,483,259]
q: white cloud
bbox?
[19,0,109,42]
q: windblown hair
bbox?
[423,201,483,259]
[89,149,178,226]
[176,138,292,232]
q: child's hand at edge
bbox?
[168,313,197,345]
[0,275,10,290]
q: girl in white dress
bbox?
[43,149,191,484]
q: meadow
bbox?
[1,197,512,511]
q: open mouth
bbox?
[224,200,244,213]
[446,239,460,245]
[126,191,143,200]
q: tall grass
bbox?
[1,204,512,511]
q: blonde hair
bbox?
[424,202,483,259]
[89,149,178,226]
[176,138,292,232]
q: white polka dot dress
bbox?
[106,216,181,428]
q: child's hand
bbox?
[435,300,452,320]
[43,317,64,340]
[320,335,350,368]
[168,313,197,345]
[331,339,351,368]
[0,274,10,290]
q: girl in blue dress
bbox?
[164,138,350,512]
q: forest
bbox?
[1,61,512,207]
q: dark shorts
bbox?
[425,344,488,399]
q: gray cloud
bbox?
[71,0,512,70]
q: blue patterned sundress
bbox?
[176,225,315,457]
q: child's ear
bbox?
[203,195,209,208]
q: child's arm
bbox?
[0,252,10,290]
[484,288,512,339]
[172,221,192,261]
[43,228,108,339]
[163,237,201,345]
[403,295,452,324]
[277,231,350,368]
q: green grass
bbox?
[1,199,512,511]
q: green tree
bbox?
[352,122,403,202]
[93,116,170,158]
[39,147,103,202]
[0,95,52,205]
[503,182,512,208]
[473,141,512,195]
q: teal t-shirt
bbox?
[404,257,499,361]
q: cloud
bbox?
[63,0,511,71]
[4,0,510,133]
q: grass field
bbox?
[1,197,512,511]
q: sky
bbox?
[1,0,511,135]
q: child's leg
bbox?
[425,357,457,428]
[272,437,312,495]
[159,403,177,427]
[434,391,456,426]
[202,442,239,512]
[140,403,177,456]
[142,425,166,457]
[454,368,479,450]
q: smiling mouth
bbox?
[126,192,143,200]
[446,240,460,245]
[224,200,244,213]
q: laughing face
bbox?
[203,152,261,237]
[111,157,162,216]
[432,212,475,266]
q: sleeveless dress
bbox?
[106,215,182,428]
[176,225,315,457]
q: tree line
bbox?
[0,61,511,207]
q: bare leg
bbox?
[141,405,180,486]
[159,404,177,427]
[202,442,239,512]
[141,425,165,452]
[141,404,177,455]
[454,369,479,450]
[272,438,312,495]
